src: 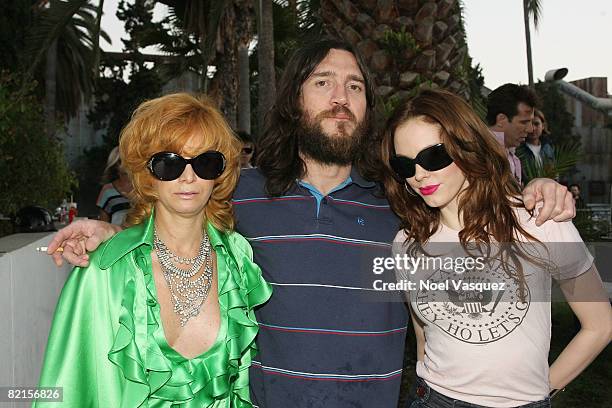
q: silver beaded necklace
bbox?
[153,230,213,326]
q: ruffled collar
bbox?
[99,212,271,407]
[99,212,230,270]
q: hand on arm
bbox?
[47,219,122,267]
[548,268,612,390]
[522,178,575,226]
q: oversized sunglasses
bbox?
[389,143,453,179]
[147,151,226,181]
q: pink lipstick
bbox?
[419,184,440,196]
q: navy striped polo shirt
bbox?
[233,168,408,407]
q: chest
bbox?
[151,251,222,359]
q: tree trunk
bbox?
[92,0,105,80]
[210,0,255,129]
[523,0,534,87]
[257,0,276,128]
[237,44,251,133]
[288,0,297,21]
[45,39,58,137]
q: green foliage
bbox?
[380,27,420,59]
[534,81,576,145]
[22,0,110,118]
[465,58,487,120]
[0,72,75,215]
[377,94,402,122]
[87,64,163,146]
[572,211,611,241]
[0,0,33,71]
[520,139,582,182]
[248,0,323,135]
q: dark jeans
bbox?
[407,377,551,408]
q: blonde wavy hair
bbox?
[119,93,241,231]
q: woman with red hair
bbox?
[36,93,272,407]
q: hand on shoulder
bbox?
[47,219,121,267]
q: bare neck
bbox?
[439,180,469,232]
[153,206,205,256]
[300,156,352,196]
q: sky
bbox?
[463,0,612,93]
[100,0,612,94]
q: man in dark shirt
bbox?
[234,39,407,407]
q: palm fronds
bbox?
[521,139,582,181]
[22,0,110,117]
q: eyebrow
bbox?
[310,71,365,84]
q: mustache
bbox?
[315,105,356,122]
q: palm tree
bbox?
[257,0,276,129]
[523,0,542,87]
[236,3,255,133]
[319,0,474,116]
[209,0,255,128]
[23,0,110,134]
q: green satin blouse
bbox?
[34,214,272,407]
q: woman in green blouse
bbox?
[35,93,272,407]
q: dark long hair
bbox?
[256,38,378,196]
[381,89,543,299]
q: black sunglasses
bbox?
[147,151,226,181]
[241,147,253,154]
[389,143,453,179]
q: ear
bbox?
[495,113,508,128]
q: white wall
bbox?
[0,233,71,407]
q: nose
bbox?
[331,83,349,106]
[178,163,197,183]
[413,164,429,182]
[526,120,534,134]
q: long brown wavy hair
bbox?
[256,38,380,196]
[381,89,541,297]
[119,93,241,231]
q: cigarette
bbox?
[36,246,64,253]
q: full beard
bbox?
[296,108,369,166]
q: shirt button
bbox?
[147,298,157,307]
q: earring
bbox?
[403,181,418,197]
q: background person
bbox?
[96,146,132,225]
[486,83,539,186]
[35,93,272,407]
[236,131,255,168]
[382,89,611,408]
[569,183,586,209]
[517,108,555,183]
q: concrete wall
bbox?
[0,233,71,407]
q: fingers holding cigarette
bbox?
[37,246,64,253]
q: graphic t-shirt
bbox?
[393,208,593,407]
